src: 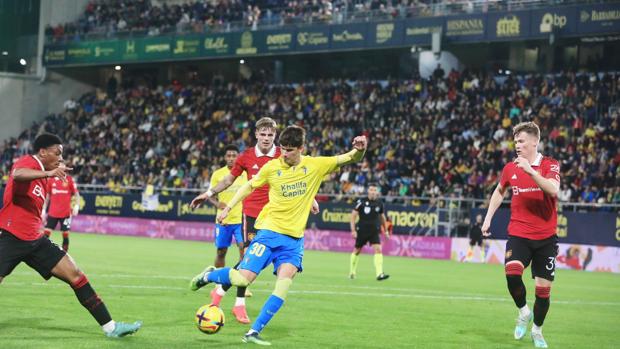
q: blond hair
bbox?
[255,117,277,131]
[512,121,540,140]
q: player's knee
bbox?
[70,271,88,289]
[216,248,228,257]
[505,262,524,276]
[535,285,551,299]
[229,269,251,287]
[0,276,4,284]
[273,278,293,300]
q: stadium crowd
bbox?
[45,0,524,41]
[1,70,618,204]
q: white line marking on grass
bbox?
[4,281,620,307]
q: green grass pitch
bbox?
[1,233,617,348]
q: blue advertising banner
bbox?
[329,23,368,50]
[530,7,578,37]
[369,21,405,47]
[486,11,531,41]
[258,29,296,54]
[402,17,443,45]
[577,3,620,34]
[444,14,487,42]
[295,26,330,52]
[472,208,619,247]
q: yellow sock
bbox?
[374,253,384,277]
[350,253,359,276]
[480,247,486,261]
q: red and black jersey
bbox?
[500,153,561,240]
[0,155,48,241]
[46,175,78,218]
[230,145,281,217]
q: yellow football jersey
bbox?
[251,156,339,238]
[210,166,247,224]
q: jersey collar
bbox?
[254,144,277,158]
[32,155,45,171]
[532,153,543,166]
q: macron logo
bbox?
[511,174,517,180]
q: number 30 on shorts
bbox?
[546,257,556,271]
[249,243,266,257]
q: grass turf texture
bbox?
[0,232,617,349]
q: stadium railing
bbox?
[46,0,615,43]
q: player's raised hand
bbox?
[481,219,492,237]
[190,192,210,209]
[352,136,367,151]
[216,207,230,224]
[514,156,535,175]
[46,164,73,182]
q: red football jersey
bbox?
[0,155,48,241]
[46,175,78,218]
[500,153,561,240]
[229,145,281,217]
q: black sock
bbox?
[534,286,551,326]
[237,286,247,297]
[72,274,112,326]
[222,284,232,292]
[62,232,69,252]
[506,275,527,308]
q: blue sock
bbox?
[251,294,284,333]
[206,267,231,286]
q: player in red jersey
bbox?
[0,133,141,338]
[190,117,319,323]
[482,122,560,349]
[43,174,80,251]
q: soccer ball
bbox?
[195,304,225,334]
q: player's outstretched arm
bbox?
[482,183,508,237]
[216,181,254,223]
[336,136,367,166]
[13,165,72,182]
[190,173,237,209]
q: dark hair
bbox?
[368,182,379,188]
[224,144,239,153]
[279,125,305,148]
[33,133,63,152]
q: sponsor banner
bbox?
[451,237,620,273]
[72,214,215,241]
[234,31,259,56]
[369,21,405,47]
[330,23,368,50]
[472,208,619,247]
[403,17,443,45]
[295,26,330,51]
[203,32,234,56]
[530,7,578,37]
[43,46,66,65]
[444,14,487,42]
[487,11,531,41]
[71,215,451,259]
[259,29,296,53]
[172,35,202,58]
[139,36,173,60]
[578,3,620,34]
[308,202,438,235]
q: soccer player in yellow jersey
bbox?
[190,125,367,345]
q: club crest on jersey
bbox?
[506,250,512,259]
[511,174,517,179]
[364,207,371,214]
[277,170,282,177]
[252,164,259,170]
[302,166,308,175]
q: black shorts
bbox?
[0,229,66,280]
[243,214,258,247]
[469,235,484,246]
[505,235,558,281]
[45,216,72,231]
[355,226,381,249]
